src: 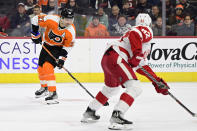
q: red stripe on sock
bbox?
[96,91,108,105]
[120,93,134,106]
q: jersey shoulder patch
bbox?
[136,26,153,43]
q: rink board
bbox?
[0,72,197,83]
[0,37,197,83]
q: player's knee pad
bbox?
[101,85,120,98]
[42,62,55,80]
[43,62,54,72]
[123,80,142,98]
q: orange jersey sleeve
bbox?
[62,24,76,47]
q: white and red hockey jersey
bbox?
[107,25,153,67]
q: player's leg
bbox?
[109,59,142,130]
[40,44,61,103]
[42,62,58,104]
[35,66,48,98]
[109,80,142,130]
[81,84,121,122]
[81,48,121,122]
[35,48,49,98]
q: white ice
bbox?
[0,82,197,131]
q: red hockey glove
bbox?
[128,52,144,67]
[152,78,169,95]
[136,65,169,95]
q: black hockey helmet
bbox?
[61,8,74,19]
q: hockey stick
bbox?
[139,65,197,117]
[41,44,109,106]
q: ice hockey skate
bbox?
[45,91,59,104]
[81,107,100,123]
[108,110,133,130]
[35,87,48,98]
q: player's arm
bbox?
[31,15,48,44]
[31,15,42,44]
[127,31,144,67]
[63,26,76,51]
[57,27,76,69]
[61,26,76,54]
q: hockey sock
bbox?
[114,93,134,113]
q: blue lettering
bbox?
[23,58,30,69]
[34,42,37,54]
[23,42,30,54]
[12,42,21,54]
[0,42,10,54]
[32,58,38,69]
[0,58,9,69]
[13,58,20,69]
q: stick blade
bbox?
[193,113,197,117]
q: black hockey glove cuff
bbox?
[31,31,42,44]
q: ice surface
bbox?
[0,82,197,131]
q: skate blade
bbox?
[108,123,133,130]
[45,100,59,105]
[80,117,98,123]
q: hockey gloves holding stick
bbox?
[152,78,169,95]
[57,49,68,69]
[136,65,169,95]
[128,49,169,95]
[57,59,65,69]
[128,50,144,68]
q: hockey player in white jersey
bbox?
[81,13,170,130]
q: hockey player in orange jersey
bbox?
[31,8,76,104]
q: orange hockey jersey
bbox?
[32,14,76,48]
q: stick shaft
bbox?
[168,91,195,116]
[41,44,94,98]
[139,65,196,117]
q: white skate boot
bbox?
[35,87,48,98]
[81,107,100,123]
[108,110,133,130]
[45,91,59,104]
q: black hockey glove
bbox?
[31,31,42,44]
[57,59,65,69]
[57,48,68,69]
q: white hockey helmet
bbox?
[135,13,152,27]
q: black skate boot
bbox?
[45,91,59,104]
[81,107,100,123]
[108,110,133,130]
[35,87,48,98]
